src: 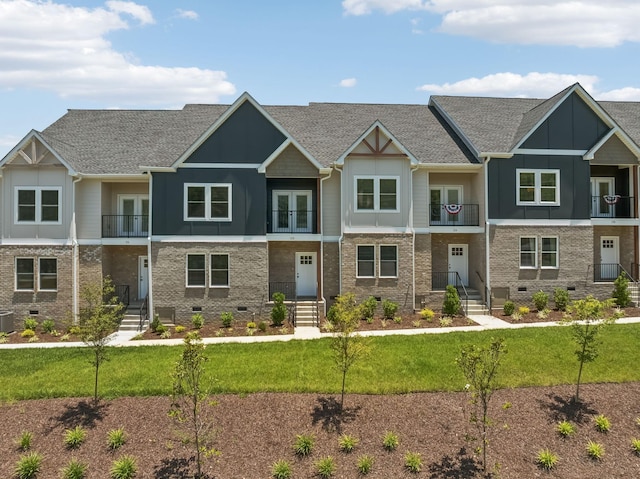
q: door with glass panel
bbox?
[430,186,462,225]
[118,195,149,237]
[591,178,615,218]
[272,191,312,233]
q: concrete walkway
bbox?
[2,314,640,349]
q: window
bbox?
[357,245,375,277]
[210,254,229,287]
[355,176,398,212]
[15,258,35,290]
[516,169,560,206]
[541,237,558,268]
[520,237,537,268]
[379,245,398,278]
[38,258,58,291]
[184,184,232,221]
[186,254,206,287]
[15,187,61,223]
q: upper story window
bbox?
[516,169,560,206]
[355,176,398,212]
[15,187,61,224]
[184,183,232,221]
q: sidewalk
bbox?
[2,314,640,350]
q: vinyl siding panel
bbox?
[592,135,638,165]
[76,179,101,239]
[322,172,341,237]
[266,144,318,178]
[412,169,428,229]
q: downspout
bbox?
[320,169,333,316]
[410,164,418,312]
[147,171,153,319]
[336,165,344,295]
[484,156,491,309]
[72,176,82,321]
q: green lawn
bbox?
[1,324,639,401]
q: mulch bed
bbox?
[497,307,640,324]
[1,383,639,478]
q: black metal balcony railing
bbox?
[592,263,622,282]
[269,282,296,300]
[102,215,149,238]
[429,204,479,226]
[269,209,316,234]
[590,196,635,218]
[432,271,463,291]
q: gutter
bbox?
[319,169,333,316]
[482,156,491,309]
[72,176,82,321]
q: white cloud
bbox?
[410,17,423,34]
[340,78,357,88]
[597,87,640,102]
[343,1,640,47]
[0,1,235,105]
[176,9,199,20]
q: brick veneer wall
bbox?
[322,241,340,312]
[151,241,268,324]
[0,245,73,324]
[102,245,147,301]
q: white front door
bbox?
[138,256,149,300]
[448,244,468,286]
[600,236,619,280]
[295,252,317,297]
[272,191,312,233]
[119,195,149,236]
[430,186,463,225]
[591,178,615,218]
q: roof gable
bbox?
[0,130,76,174]
[336,122,417,165]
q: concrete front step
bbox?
[119,315,148,332]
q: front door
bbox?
[119,195,149,236]
[295,252,317,297]
[591,178,615,218]
[600,236,619,280]
[273,191,312,233]
[430,186,463,225]
[138,256,149,300]
[448,244,468,286]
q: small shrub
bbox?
[191,313,204,329]
[360,296,378,321]
[246,321,256,329]
[532,290,549,311]
[14,451,43,479]
[439,316,453,327]
[612,273,631,307]
[64,426,87,449]
[271,459,293,479]
[61,458,88,479]
[174,325,186,333]
[23,317,38,331]
[511,312,522,321]
[221,311,234,328]
[382,299,398,319]
[536,449,559,470]
[107,428,127,450]
[554,288,570,311]
[382,431,399,451]
[595,414,611,433]
[159,330,171,339]
[17,431,33,451]
[380,319,387,328]
[258,321,267,332]
[21,329,35,338]
[631,438,640,455]
[41,319,55,333]
[245,327,255,336]
[536,308,551,320]
[556,421,576,437]
[0,332,8,344]
[420,308,435,321]
[60,333,71,342]
[412,320,422,328]
[315,456,336,478]
[130,333,143,341]
[404,452,422,473]
[293,433,314,457]
[51,329,61,337]
[338,434,359,453]
[110,455,137,479]
[67,325,81,335]
[518,305,530,315]
[393,316,402,324]
[503,300,515,316]
[442,285,461,315]
[155,323,168,334]
[271,292,287,326]
[586,440,604,460]
[149,314,161,333]
[28,336,40,343]
[357,454,374,475]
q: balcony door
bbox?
[430,186,462,225]
[591,178,615,218]
[272,190,312,233]
[118,195,149,236]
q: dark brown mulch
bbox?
[498,307,640,324]
[2,383,640,478]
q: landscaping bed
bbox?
[497,307,640,324]
[2,383,639,478]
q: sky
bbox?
[1,0,640,157]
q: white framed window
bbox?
[210,254,229,287]
[356,245,375,277]
[355,176,398,212]
[186,254,206,287]
[39,258,58,291]
[15,257,35,291]
[15,187,61,224]
[184,183,232,221]
[379,245,398,278]
[516,169,560,206]
[519,237,537,269]
[541,237,558,269]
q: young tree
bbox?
[169,332,218,478]
[456,338,506,472]
[563,296,619,402]
[78,277,124,403]
[329,293,371,411]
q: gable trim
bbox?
[0,130,77,175]
[584,127,640,161]
[335,121,417,165]
[258,138,323,173]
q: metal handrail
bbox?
[429,203,480,226]
[454,272,469,317]
[139,294,148,331]
[102,215,149,238]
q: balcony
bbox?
[102,215,149,238]
[591,196,635,218]
[429,204,479,227]
[268,209,316,234]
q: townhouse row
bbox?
[1,83,639,324]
